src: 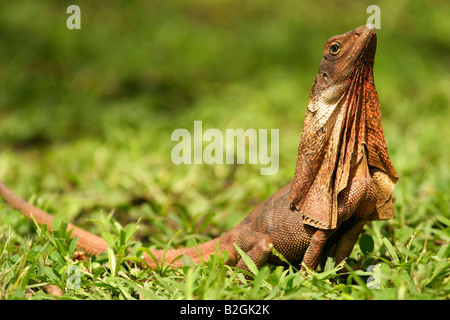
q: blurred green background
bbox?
[0,0,449,241]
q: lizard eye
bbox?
[329,42,341,55]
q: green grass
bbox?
[0,0,449,300]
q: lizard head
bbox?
[312,24,377,102]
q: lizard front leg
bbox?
[302,167,377,271]
[327,177,377,268]
[331,217,367,266]
[301,227,334,271]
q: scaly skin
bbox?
[0,25,397,273]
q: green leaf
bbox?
[394,227,415,245]
[50,251,65,266]
[382,238,399,264]
[359,233,374,254]
[233,244,259,276]
[102,232,116,248]
[58,221,68,239]
[345,263,373,298]
[120,229,126,246]
[436,215,450,228]
[138,247,160,270]
[323,256,336,272]
[123,218,140,243]
[43,266,60,283]
[116,245,126,268]
[107,247,116,277]
[51,217,62,234]
[68,236,78,258]
[426,244,449,285]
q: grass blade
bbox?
[233,244,259,276]
[382,238,400,264]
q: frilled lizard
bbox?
[0,25,397,274]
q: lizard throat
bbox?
[289,40,396,230]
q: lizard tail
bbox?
[142,237,225,268]
[0,181,227,267]
[0,181,108,255]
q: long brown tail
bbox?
[0,181,226,267]
[0,181,108,255]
